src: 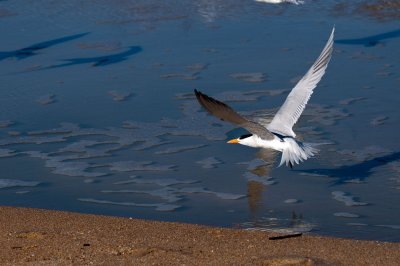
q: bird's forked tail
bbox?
[279,138,318,167]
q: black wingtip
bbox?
[194,89,201,100]
[194,89,230,109]
[194,89,210,103]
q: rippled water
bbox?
[0,0,399,242]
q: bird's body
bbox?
[236,135,282,150]
[195,28,335,167]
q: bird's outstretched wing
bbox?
[267,27,335,137]
[194,90,274,140]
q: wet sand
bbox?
[0,206,399,265]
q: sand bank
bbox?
[0,206,399,265]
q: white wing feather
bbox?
[267,27,335,137]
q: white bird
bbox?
[195,27,335,168]
[255,0,304,5]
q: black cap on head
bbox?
[239,134,253,140]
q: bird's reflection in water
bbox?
[289,211,304,228]
[241,104,321,228]
[247,149,277,224]
[247,180,264,224]
[245,150,311,232]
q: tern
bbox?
[195,27,334,168]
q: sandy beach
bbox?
[0,206,399,265]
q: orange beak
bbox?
[227,139,239,144]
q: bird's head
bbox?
[227,134,258,147]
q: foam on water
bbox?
[339,97,366,105]
[101,187,182,203]
[333,212,360,218]
[244,172,276,186]
[108,90,133,101]
[50,161,108,178]
[0,148,17,158]
[15,190,31,194]
[331,191,369,207]
[36,94,56,105]
[344,179,366,184]
[347,223,368,227]
[119,176,199,186]
[180,187,246,200]
[196,157,223,169]
[109,161,176,172]
[0,120,14,128]
[0,179,40,189]
[154,144,207,155]
[370,116,388,126]
[375,224,400,230]
[284,199,300,204]
[78,198,180,212]
[230,72,267,83]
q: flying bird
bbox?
[195,28,334,168]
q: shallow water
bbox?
[0,0,399,242]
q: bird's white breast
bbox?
[242,135,286,151]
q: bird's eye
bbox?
[239,134,253,140]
